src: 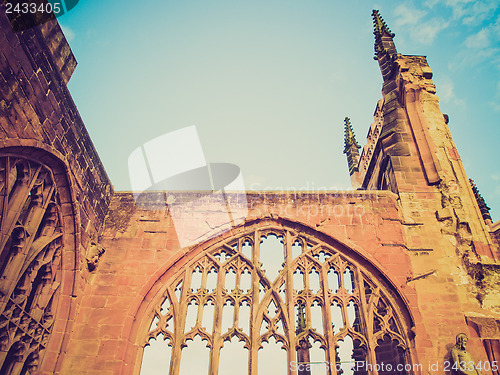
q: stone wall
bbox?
[0,10,112,374]
[60,190,493,374]
[0,10,112,244]
[61,191,414,374]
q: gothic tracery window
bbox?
[0,156,63,375]
[141,224,412,375]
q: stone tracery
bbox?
[141,223,413,374]
[0,156,63,375]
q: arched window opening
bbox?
[259,234,284,280]
[202,300,215,333]
[310,339,327,375]
[221,301,235,334]
[219,336,248,375]
[292,240,303,260]
[375,335,408,375]
[337,335,355,375]
[185,299,198,332]
[179,335,210,375]
[141,334,172,375]
[140,224,413,374]
[259,337,287,374]
[0,156,65,375]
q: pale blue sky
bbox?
[59,0,500,218]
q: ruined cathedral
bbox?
[0,6,499,375]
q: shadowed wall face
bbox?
[0,156,62,375]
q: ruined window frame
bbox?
[140,220,415,375]
[0,155,64,375]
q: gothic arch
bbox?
[376,155,397,194]
[127,217,416,375]
[0,146,80,374]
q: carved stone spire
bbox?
[344,117,360,151]
[343,117,360,176]
[372,10,398,81]
[469,179,492,222]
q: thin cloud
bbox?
[393,3,449,45]
[444,0,475,20]
[394,4,426,27]
[444,13,500,72]
[465,28,491,49]
[414,18,450,44]
[449,47,499,71]
[438,76,465,107]
[60,24,75,43]
[488,81,500,112]
[423,0,440,8]
[424,0,499,26]
[490,101,500,112]
[457,16,500,69]
[462,0,499,26]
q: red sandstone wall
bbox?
[0,10,112,373]
[60,191,426,374]
[0,10,112,239]
[58,189,496,374]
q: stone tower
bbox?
[345,9,500,368]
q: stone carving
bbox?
[0,156,63,375]
[86,242,105,271]
[451,333,481,375]
[142,220,413,374]
[469,179,492,223]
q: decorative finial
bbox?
[372,10,394,37]
[344,117,360,153]
[372,10,397,61]
[469,179,492,222]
